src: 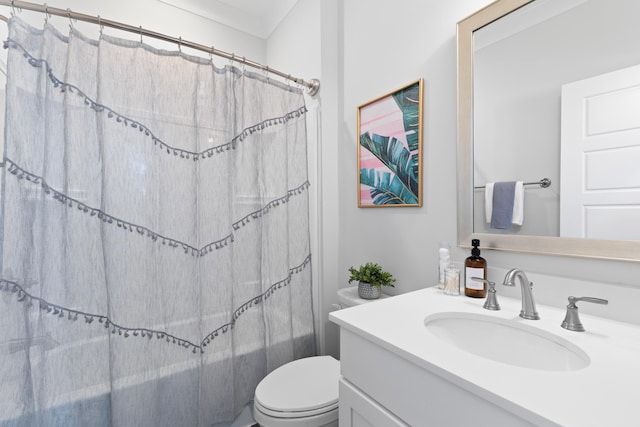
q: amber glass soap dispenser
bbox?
[464,239,487,298]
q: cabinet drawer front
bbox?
[339,379,408,427]
[339,329,537,426]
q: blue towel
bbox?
[491,181,516,229]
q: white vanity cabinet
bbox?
[329,287,640,426]
[337,327,536,427]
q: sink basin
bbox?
[424,312,589,371]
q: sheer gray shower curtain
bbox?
[0,18,315,426]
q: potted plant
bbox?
[348,262,396,299]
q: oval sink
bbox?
[424,312,589,371]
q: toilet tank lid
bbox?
[338,286,390,306]
[255,356,339,413]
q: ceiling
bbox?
[157,0,299,39]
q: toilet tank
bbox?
[334,286,390,309]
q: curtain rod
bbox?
[0,0,320,96]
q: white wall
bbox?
[339,1,490,291]
[266,0,342,356]
[329,0,493,358]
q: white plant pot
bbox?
[358,281,381,300]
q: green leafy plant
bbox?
[348,262,396,288]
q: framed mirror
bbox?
[457,0,640,261]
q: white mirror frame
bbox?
[456,0,640,262]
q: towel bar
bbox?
[474,178,551,190]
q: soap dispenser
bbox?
[464,239,487,298]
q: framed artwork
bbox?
[357,79,423,207]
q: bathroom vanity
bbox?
[329,287,640,426]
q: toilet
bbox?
[253,355,339,427]
[253,287,389,426]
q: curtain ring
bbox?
[230,53,235,66]
[97,15,103,37]
[10,0,17,16]
[67,8,74,28]
[43,3,49,24]
[139,25,143,44]
[241,56,246,73]
[178,36,182,52]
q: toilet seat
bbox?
[254,398,337,419]
[254,356,339,419]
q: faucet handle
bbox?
[568,296,608,306]
[561,296,608,332]
[472,277,500,311]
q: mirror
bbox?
[457,0,640,261]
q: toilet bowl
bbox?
[253,286,387,427]
[253,355,339,427]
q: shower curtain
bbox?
[0,17,315,427]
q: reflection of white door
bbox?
[560,64,640,240]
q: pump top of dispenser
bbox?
[471,239,480,256]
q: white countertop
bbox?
[329,287,640,427]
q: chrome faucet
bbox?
[502,268,539,320]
